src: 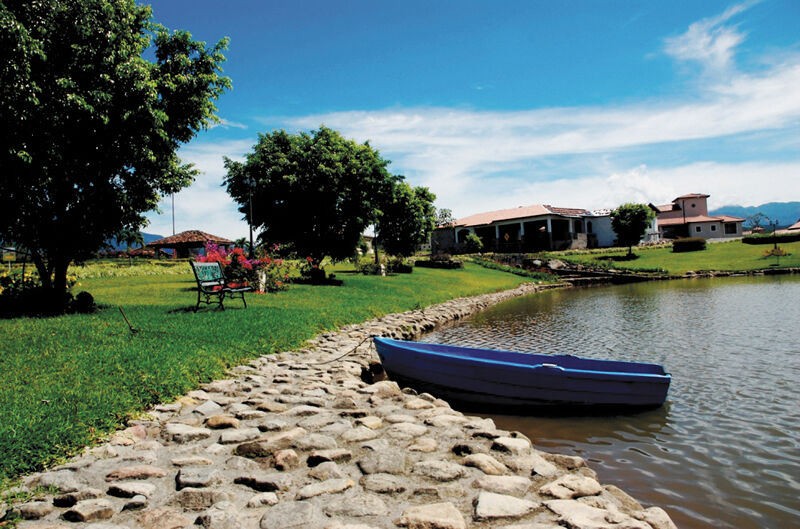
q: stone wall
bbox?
[7,282,677,529]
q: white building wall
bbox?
[589,216,616,247]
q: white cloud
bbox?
[149,2,799,234]
[209,117,248,130]
[273,54,800,218]
[145,139,253,239]
[663,1,760,74]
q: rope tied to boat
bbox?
[308,334,379,365]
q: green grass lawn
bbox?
[0,262,530,479]
[547,240,800,275]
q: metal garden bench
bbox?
[189,261,253,311]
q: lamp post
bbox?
[248,177,255,259]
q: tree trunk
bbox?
[30,250,53,290]
[30,250,71,311]
[373,237,380,264]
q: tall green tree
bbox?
[224,127,399,270]
[376,183,436,258]
[610,203,656,257]
[0,0,230,306]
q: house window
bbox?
[725,223,737,234]
[695,226,702,233]
[691,203,696,208]
[587,221,593,233]
[711,225,716,231]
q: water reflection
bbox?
[421,275,800,529]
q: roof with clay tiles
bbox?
[147,230,233,247]
[454,204,589,227]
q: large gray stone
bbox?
[634,507,679,529]
[292,433,338,450]
[16,501,54,520]
[247,492,279,507]
[176,468,220,490]
[413,460,467,482]
[164,423,212,443]
[341,426,379,442]
[296,478,354,499]
[219,427,261,444]
[53,487,103,507]
[357,452,406,475]
[360,473,407,494]
[193,400,223,416]
[539,474,602,499]
[137,508,191,529]
[545,499,652,529]
[34,470,81,492]
[175,488,230,510]
[463,453,507,475]
[395,502,467,529]
[195,501,244,529]
[474,491,538,521]
[386,422,428,439]
[323,493,389,517]
[491,436,532,455]
[259,501,325,529]
[107,482,157,498]
[63,499,115,522]
[473,475,532,497]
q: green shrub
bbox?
[358,262,383,275]
[387,258,413,274]
[673,237,707,253]
[463,232,483,253]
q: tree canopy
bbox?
[610,203,655,256]
[375,183,437,258]
[0,0,230,304]
[224,127,399,265]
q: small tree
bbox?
[224,127,399,275]
[745,213,767,231]
[463,232,483,253]
[0,0,230,308]
[610,203,655,257]
[375,183,437,258]
[435,208,455,227]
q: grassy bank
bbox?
[0,262,532,479]
[546,240,800,275]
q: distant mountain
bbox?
[106,232,164,251]
[710,202,800,228]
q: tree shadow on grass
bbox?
[594,254,640,262]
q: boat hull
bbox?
[373,337,671,410]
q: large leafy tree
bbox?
[610,203,656,257]
[0,0,230,304]
[376,183,436,258]
[224,127,399,268]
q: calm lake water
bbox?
[420,275,800,529]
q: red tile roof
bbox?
[658,215,744,226]
[543,205,591,217]
[673,193,710,200]
[454,204,592,227]
[454,204,551,227]
[785,220,800,231]
[652,203,676,213]
[147,230,234,247]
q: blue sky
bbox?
[142,0,800,239]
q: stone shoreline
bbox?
[7,281,677,529]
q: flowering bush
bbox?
[0,268,79,298]
[299,256,327,283]
[195,243,292,292]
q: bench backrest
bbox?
[190,261,225,289]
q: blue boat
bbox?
[373,337,671,409]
